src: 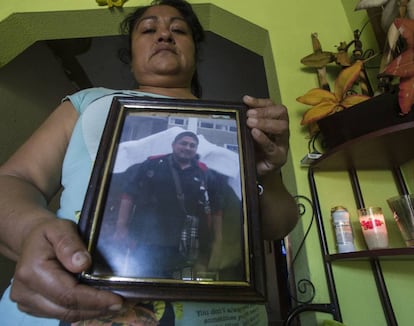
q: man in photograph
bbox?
[112,131,226,279]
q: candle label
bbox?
[360,218,384,230]
[331,206,355,253]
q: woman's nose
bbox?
[157,29,174,43]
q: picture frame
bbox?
[78,96,265,302]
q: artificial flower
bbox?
[297,60,370,128]
[355,0,414,33]
[96,0,127,8]
[383,18,414,114]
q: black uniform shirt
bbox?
[122,154,223,247]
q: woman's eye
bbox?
[142,28,156,34]
[172,28,186,34]
[171,24,189,34]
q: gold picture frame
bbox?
[78,96,265,302]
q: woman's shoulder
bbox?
[63,87,167,114]
[62,87,121,113]
[70,86,119,98]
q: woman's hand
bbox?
[244,95,298,239]
[10,218,123,322]
[244,95,290,176]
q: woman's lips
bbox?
[153,44,177,55]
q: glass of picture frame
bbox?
[78,96,265,302]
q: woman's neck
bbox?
[136,86,197,99]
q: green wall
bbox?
[1,1,413,325]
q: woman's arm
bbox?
[257,169,299,240]
[0,100,123,321]
[0,100,76,259]
[244,95,299,240]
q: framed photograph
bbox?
[78,96,265,302]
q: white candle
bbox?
[358,208,389,250]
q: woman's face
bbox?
[130,5,196,89]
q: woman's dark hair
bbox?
[119,0,205,97]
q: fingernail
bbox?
[72,251,90,267]
[109,303,123,311]
[252,128,261,137]
[248,117,258,125]
[247,109,257,116]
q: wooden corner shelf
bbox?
[311,121,414,171]
[291,100,414,325]
[327,247,414,262]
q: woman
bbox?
[0,0,298,325]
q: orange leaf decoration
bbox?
[381,18,414,114]
[301,101,337,125]
[383,48,414,78]
[334,60,364,100]
[296,88,337,105]
[394,18,414,49]
[341,94,371,108]
[297,60,370,130]
[397,75,414,114]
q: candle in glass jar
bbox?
[331,206,355,253]
[358,207,389,250]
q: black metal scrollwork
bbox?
[286,195,316,305]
